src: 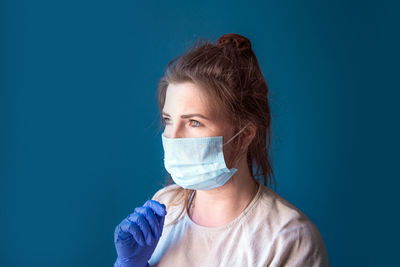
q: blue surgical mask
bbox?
[161,123,250,190]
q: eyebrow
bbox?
[162,112,210,120]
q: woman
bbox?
[114,33,329,267]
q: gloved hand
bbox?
[114,200,167,267]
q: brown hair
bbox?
[155,33,276,226]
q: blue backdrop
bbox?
[1,0,399,266]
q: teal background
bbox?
[1,0,399,266]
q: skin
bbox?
[161,81,259,227]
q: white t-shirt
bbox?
[148,181,329,267]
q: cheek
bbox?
[222,136,244,168]
[222,143,235,167]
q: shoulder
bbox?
[253,185,329,266]
[151,184,182,204]
[254,185,317,233]
[150,184,187,225]
[269,222,330,266]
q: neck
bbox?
[188,156,259,227]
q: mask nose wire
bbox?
[222,122,252,146]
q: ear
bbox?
[241,123,257,150]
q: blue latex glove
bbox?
[114,200,167,267]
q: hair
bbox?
[155,33,276,227]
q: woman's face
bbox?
[161,82,233,140]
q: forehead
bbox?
[164,82,212,115]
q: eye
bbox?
[162,117,202,127]
[189,120,202,127]
[162,117,171,125]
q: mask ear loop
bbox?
[223,122,252,146]
[222,122,252,170]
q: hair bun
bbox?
[216,33,251,52]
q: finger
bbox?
[133,206,160,238]
[156,213,166,235]
[114,224,131,243]
[159,213,166,227]
[129,212,154,246]
[119,218,145,246]
[143,200,167,217]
